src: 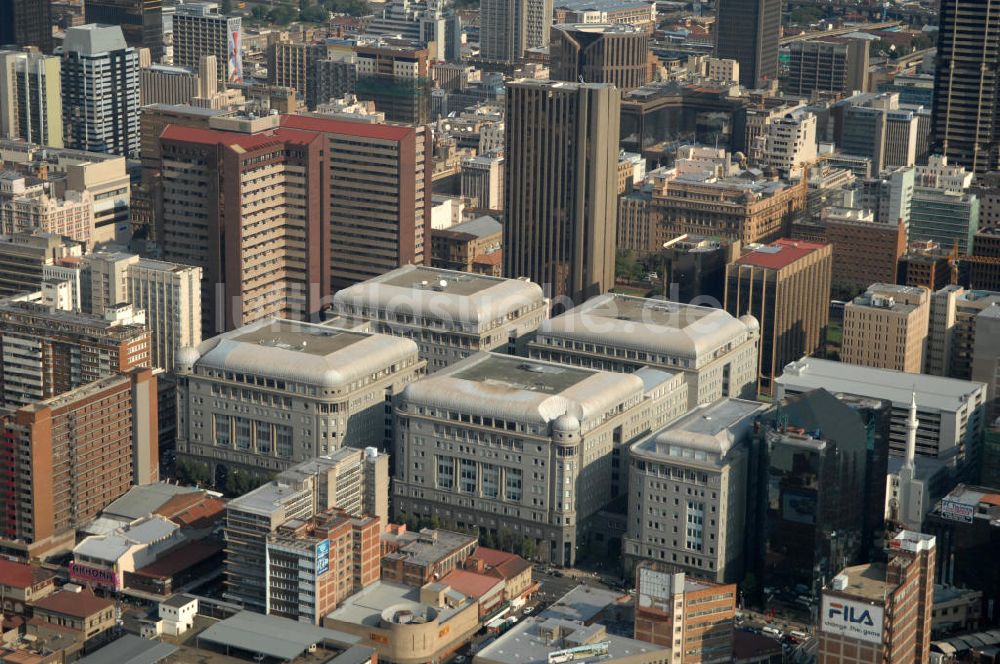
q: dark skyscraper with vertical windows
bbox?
[714,0,781,89]
[503,80,619,306]
[932,0,1000,173]
[85,0,164,62]
[0,0,54,52]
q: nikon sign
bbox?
[820,595,884,645]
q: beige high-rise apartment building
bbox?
[81,251,137,315]
[926,285,1000,379]
[126,259,202,372]
[840,283,931,373]
[479,0,553,65]
[172,2,242,83]
[842,284,930,374]
[504,80,619,306]
[0,49,63,148]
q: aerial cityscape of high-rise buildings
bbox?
[0,0,997,662]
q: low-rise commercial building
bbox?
[332,265,547,372]
[0,559,55,614]
[528,293,759,409]
[324,580,480,664]
[842,284,930,373]
[625,399,768,583]
[175,318,424,477]
[380,527,479,587]
[70,516,183,591]
[392,352,688,566]
[430,216,502,275]
[32,587,117,646]
[477,584,670,664]
[633,563,736,663]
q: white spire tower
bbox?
[891,391,926,531]
[904,390,919,469]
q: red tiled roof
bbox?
[155,494,225,530]
[134,540,225,579]
[495,557,533,579]
[440,569,503,599]
[735,238,828,270]
[32,588,113,618]
[471,547,518,567]
[472,252,503,266]
[980,493,1000,507]
[279,114,412,142]
[0,559,36,588]
[159,125,320,150]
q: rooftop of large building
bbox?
[777,357,988,412]
[382,528,477,567]
[198,611,359,661]
[63,24,128,55]
[552,22,646,34]
[536,293,758,361]
[333,265,545,328]
[477,615,664,664]
[829,563,889,602]
[434,215,501,239]
[631,398,766,462]
[17,371,144,415]
[399,353,649,428]
[74,516,179,563]
[177,318,419,389]
[931,484,1000,523]
[0,559,54,589]
[848,284,928,313]
[539,585,626,623]
[325,580,472,627]
[735,239,829,270]
[100,483,203,523]
[0,301,148,339]
[226,479,311,517]
[32,587,114,618]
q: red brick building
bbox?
[0,369,158,559]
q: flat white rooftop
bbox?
[776,357,987,412]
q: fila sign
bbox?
[820,595,884,645]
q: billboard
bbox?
[820,595,884,645]
[316,539,330,576]
[228,29,243,84]
[940,499,974,524]
[69,562,119,590]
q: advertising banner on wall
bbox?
[820,595,884,645]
